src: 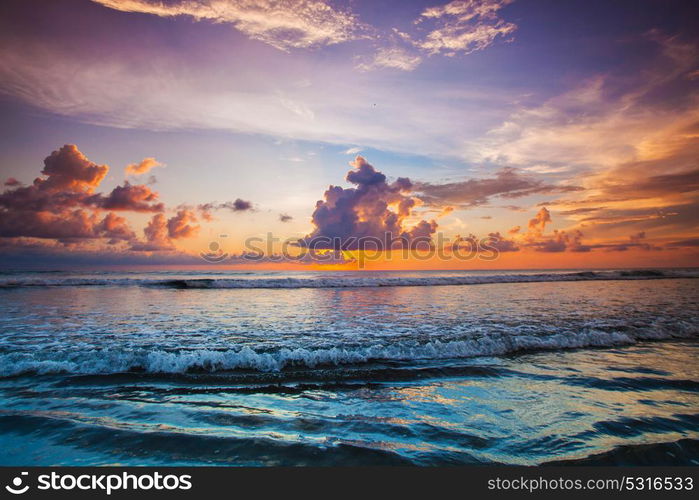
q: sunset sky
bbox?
[0,0,698,269]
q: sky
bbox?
[0,0,698,269]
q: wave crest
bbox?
[1,324,696,378]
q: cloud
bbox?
[542,131,699,243]
[0,146,164,214]
[279,213,293,222]
[416,0,516,56]
[527,206,551,233]
[468,206,594,253]
[504,206,686,253]
[197,198,254,220]
[357,47,423,72]
[4,178,20,187]
[0,208,135,244]
[0,25,512,157]
[37,144,108,193]
[0,244,205,266]
[0,180,163,215]
[667,237,699,248]
[483,231,519,252]
[414,168,582,208]
[558,207,605,216]
[600,231,659,252]
[438,206,455,217]
[222,199,253,212]
[0,145,198,253]
[97,212,137,244]
[0,0,528,157]
[131,209,200,251]
[125,157,164,176]
[528,229,589,253]
[91,181,164,212]
[512,207,589,252]
[131,213,171,251]
[461,33,699,249]
[0,184,81,213]
[0,145,138,244]
[343,147,363,155]
[466,33,699,172]
[91,0,362,51]
[355,0,516,72]
[93,0,511,76]
[592,167,699,203]
[510,206,593,252]
[167,209,200,239]
[301,156,437,249]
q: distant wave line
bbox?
[0,269,697,289]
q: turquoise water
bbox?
[0,270,697,465]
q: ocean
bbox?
[0,269,697,465]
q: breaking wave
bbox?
[2,323,696,378]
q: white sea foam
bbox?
[1,324,695,377]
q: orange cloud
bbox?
[527,207,551,233]
[38,144,108,193]
[167,209,199,239]
[125,157,164,176]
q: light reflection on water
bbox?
[0,275,697,465]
